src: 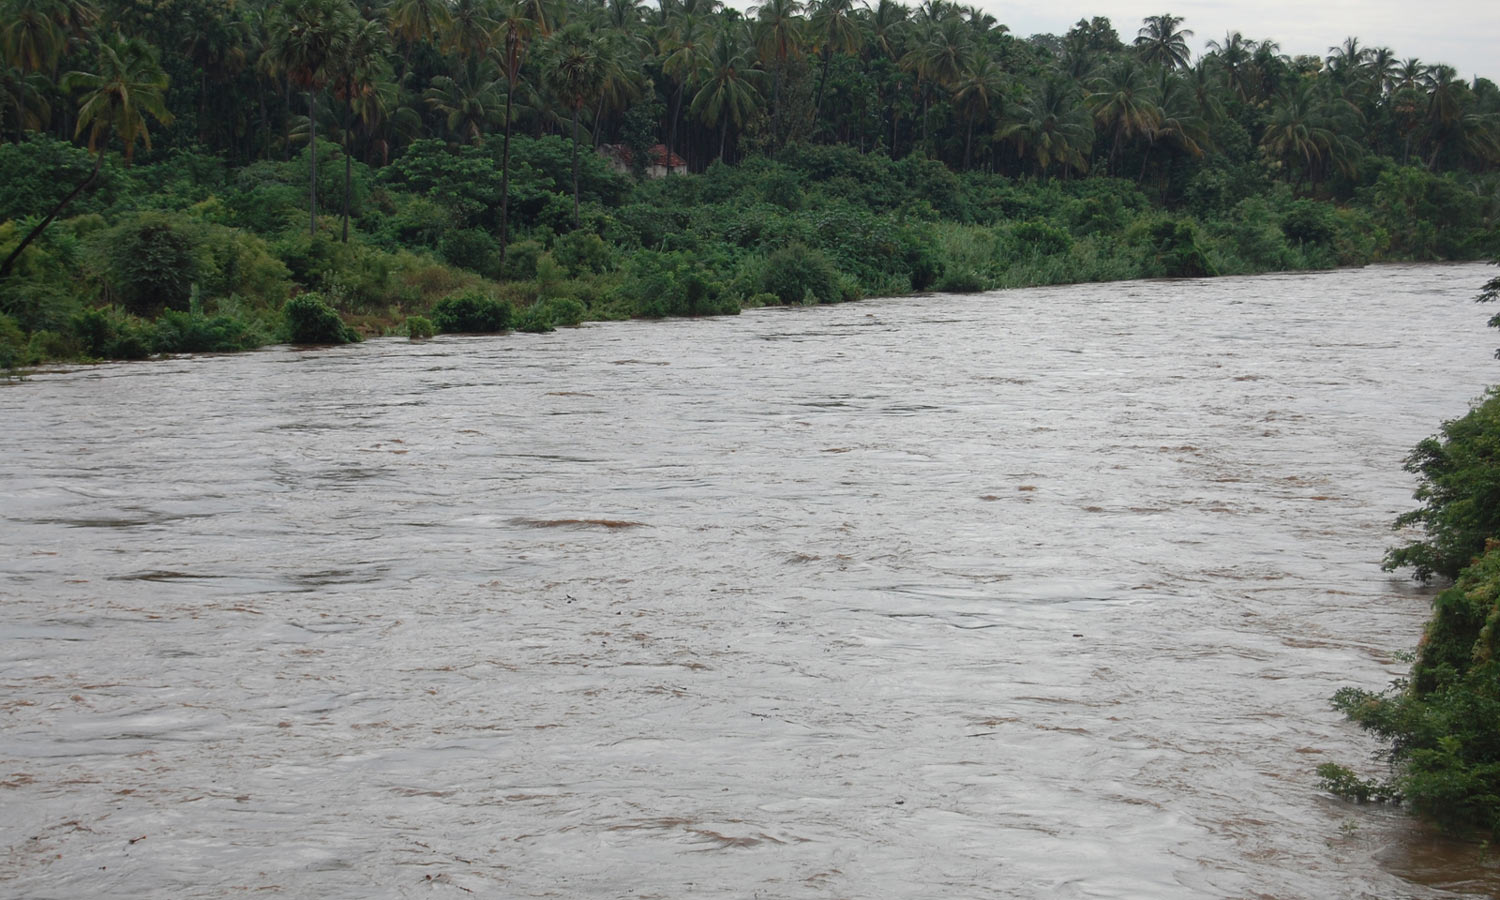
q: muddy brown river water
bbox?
[4,263,1500,898]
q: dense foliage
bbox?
[1327,282,1500,840]
[1,0,1498,367]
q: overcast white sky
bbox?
[989,0,1497,82]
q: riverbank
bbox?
[3,139,1495,370]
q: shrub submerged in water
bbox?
[405,315,434,339]
[283,292,358,344]
[429,290,513,333]
[760,244,843,306]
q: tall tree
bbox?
[950,54,1002,168]
[267,0,356,236]
[1259,78,1360,190]
[690,21,763,160]
[1204,31,1254,102]
[806,0,861,134]
[1,0,63,139]
[996,76,1092,177]
[387,0,451,69]
[494,0,550,253]
[1134,13,1192,71]
[1,33,172,280]
[543,23,605,228]
[1087,57,1160,175]
[329,14,389,240]
[659,11,711,161]
[750,0,804,149]
[900,13,968,149]
[444,0,499,58]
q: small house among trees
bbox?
[598,143,687,178]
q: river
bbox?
[3,262,1499,898]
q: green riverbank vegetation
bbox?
[1322,261,1500,841]
[1,0,1498,367]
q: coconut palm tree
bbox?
[950,54,1002,168]
[750,0,804,148]
[329,14,390,239]
[1086,58,1159,175]
[807,0,861,132]
[387,0,451,69]
[495,0,550,252]
[996,77,1092,177]
[863,0,905,61]
[1,0,63,138]
[1139,66,1207,181]
[542,23,605,227]
[1,0,62,77]
[658,9,709,158]
[900,13,968,149]
[267,0,357,235]
[2,32,172,280]
[1134,13,1192,71]
[590,31,642,147]
[1204,30,1254,102]
[424,60,506,142]
[1259,78,1360,190]
[0,64,51,141]
[690,22,763,160]
[1325,36,1369,83]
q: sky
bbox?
[989,0,1498,83]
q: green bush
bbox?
[282,292,357,344]
[1384,388,1500,581]
[405,315,434,339]
[0,313,27,370]
[429,290,513,333]
[1333,544,1500,838]
[0,276,83,334]
[1147,220,1216,278]
[101,212,200,317]
[499,239,545,281]
[1009,220,1073,257]
[553,230,612,276]
[440,227,499,274]
[515,304,556,333]
[760,243,841,305]
[536,296,586,327]
[154,308,267,353]
[70,307,155,360]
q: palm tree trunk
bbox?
[0,149,102,281]
[499,83,515,258]
[811,47,832,132]
[308,90,318,236]
[668,84,683,162]
[771,62,782,150]
[571,105,581,229]
[284,82,293,160]
[719,118,727,161]
[342,139,352,242]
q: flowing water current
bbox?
[4,263,1500,899]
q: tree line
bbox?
[0,0,1497,368]
[3,0,1498,206]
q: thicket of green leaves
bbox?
[1325,331,1500,840]
[1,0,1498,368]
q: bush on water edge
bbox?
[1325,263,1500,842]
